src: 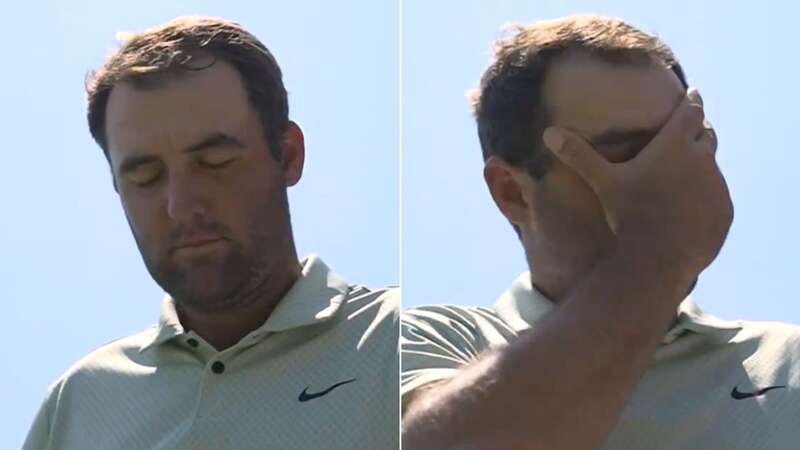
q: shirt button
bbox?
[211,361,226,374]
[187,338,198,348]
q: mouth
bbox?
[172,238,227,255]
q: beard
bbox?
[152,237,266,313]
[129,188,295,314]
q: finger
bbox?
[694,125,717,156]
[641,88,706,161]
[694,120,717,155]
[682,89,707,142]
[543,126,614,193]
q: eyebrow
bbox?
[184,132,245,154]
[117,132,245,176]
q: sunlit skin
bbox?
[104,59,305,350]
[485,50,693,302]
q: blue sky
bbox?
[3,1,397,447]
[403,0,800,322]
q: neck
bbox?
[526,238,612,305]
[529,256,588,304]
[527,240,697,310]
[177,258,302,351]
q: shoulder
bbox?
[402,304,515,340]
[38,325,160,412]
[734,319,800,355]
[734,319,800,348]
[60,326,156,377]
[401,303,518,362]
[400,304,514,404]
[334,285,399,349]
[342,285,399,323]
[402,303,500,323]
[731,319,800,385]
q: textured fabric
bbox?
[402,273,800,450]
[25,255,399,450]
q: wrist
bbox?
[613,233,700,297]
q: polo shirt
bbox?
[401,273,800,450]
[25,255,398,450]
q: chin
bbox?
[170,284,241,313]
[154,265,240,310]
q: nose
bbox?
[165,172,208,222]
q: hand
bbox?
[542,88,733,276]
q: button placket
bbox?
[193,358,229,420]
[210,360,226,374]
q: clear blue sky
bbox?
[2,1,397,447]
[403,0,800,325]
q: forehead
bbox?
[542,50,685,138]
[105,60,255,164]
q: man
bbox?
[24,16,398,450]
[402,15,800,450]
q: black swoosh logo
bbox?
[298,378,357,402]
[731,385,786,400]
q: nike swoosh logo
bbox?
[298,378,357,402]
[730,385,786,400]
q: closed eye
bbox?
[590,128,659,163]
[198,158,235,169]
[125,163,163,187]
[137,175,161,187]
[195,147,238,169]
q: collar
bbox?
[139,254,350,353]
[493,272,742,345]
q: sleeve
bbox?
[400,305,494,411]
[22,394,52,450]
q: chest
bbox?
[52,321,398,450]
[603,339,799,450]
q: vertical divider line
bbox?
[397,0,404,447]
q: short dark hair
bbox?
[471,15,688,178]
[86,16,289,162]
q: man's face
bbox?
[105,60,300,312]
[531,50,687,266]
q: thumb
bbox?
[542,126,613,192]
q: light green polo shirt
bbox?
[25,255,398,450]
[402,273,800,450]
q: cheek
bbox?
[542,168,605,222]
[534,182,610,255]
[238,153,286,199]
[536,175,611,253]
[121,194,167,251]
[216,169,285,235]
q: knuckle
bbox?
[706,127,719,150]
[557,143,579,160]
[695,132,716,154]
[684,104,705,125]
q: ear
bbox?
[279,121,305,186]
[483,156,537,231]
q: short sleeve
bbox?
[401,305,515,411]
[22,392,53,450]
